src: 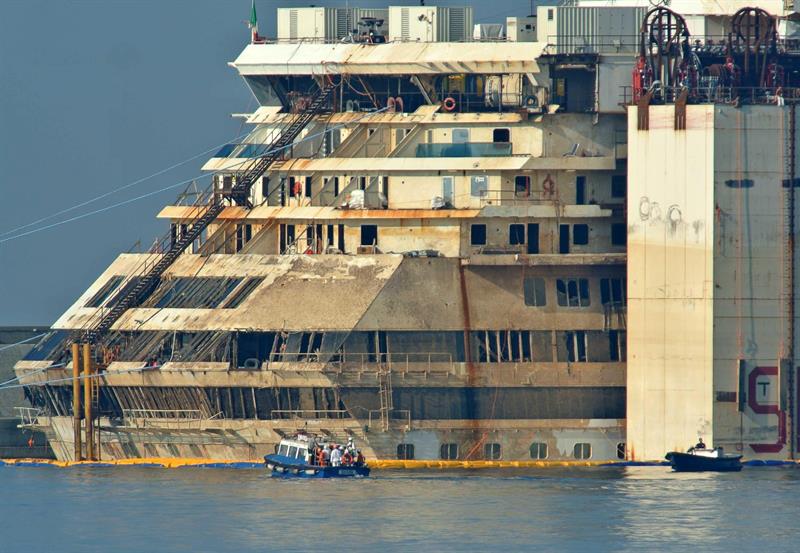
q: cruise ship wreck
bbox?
[14,0,800,463]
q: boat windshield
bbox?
[288,446,298,458]
[278,444,289,456]
[296,448,306,459]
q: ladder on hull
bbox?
[79,83,335,345]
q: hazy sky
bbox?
[0,0,544,325]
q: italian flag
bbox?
[248,0,260,43]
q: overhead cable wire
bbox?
[0,107,390,244]
[0,363,163,392]
[0,131,251,239]
[0,332,49,352]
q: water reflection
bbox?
[1,466,798,553]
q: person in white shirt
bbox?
[330,446,343,467]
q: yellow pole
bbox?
[71,342,82,461]
[83,343,94,461]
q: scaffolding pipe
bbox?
[71,342,82,461]
[83,343,94,461]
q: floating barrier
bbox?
[0,457,798,469]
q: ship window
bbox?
[564,330,588,362]
[145,277,244,309]
[262,177,270,198]
[574,443,592,460]
[287,446,298,458]
[327,224,335,247]
[600,278,625,306]
[493,128,510,143]
[556,278,590,307]
[547,8,554,21]
[523,277,546,307]
[222,175,233,190]
[360,225,378,246]
[440,443,459,460]
[22,329,72,362]
[483,443,501,460]
[296,448,306,459]
[514,175,530,197]
[452,128,470,143]
[397,443,415,460]
[616,442,626,460]
[470,175,488,197]
[611,223,626,246]
[278,444,289,456]
[85,275,125,308]
[509,224,525,245]
[573,224,589,245]
[611,175,626,198]
[609,330,625,362]
[470,224,487,246]
[529,442,548,460]
[223,277,264,309]
[305,176,312,197]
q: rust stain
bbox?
[457,263,482,459]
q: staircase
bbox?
[377,364,393,432]
[79,83,335,345]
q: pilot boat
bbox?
[264,433,370,478]
[665,443,743,472]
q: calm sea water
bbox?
[1,466,798,553]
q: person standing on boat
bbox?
[321,446,330,466]
[695,437,706,449]
[330,445,343,467]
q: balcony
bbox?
[415,142,512,157]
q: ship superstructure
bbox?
[13,1,800,463]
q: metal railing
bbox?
[621,84,800,106]
[16,407,43,428]
[270,409,350,420]
[121,409,219,420]
[368,409,411,430]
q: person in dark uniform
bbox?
[695,437,706,449]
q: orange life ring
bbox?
[293,180,303,197]
[443,97,456,112]
[343,452,353,465]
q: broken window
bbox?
[611,223,626,246]
[144,277,244,309]
[440,443,459,460]
[484,442,502,460]
[509,224,525,245]
[223,277,264,309]
[360,225,378,247]
[470,224,487,246]
[609,330,626,362]
[515,175,530,197]
[523,277,546,307]
[563,331,588,362]
[572,224,589,245]
[85,276,125,308]
[529,442,548,460]
[556,278,590,307]
[600,278,625,306]
[235,224,252,252]
[576,175,586,205]
[611,175,626,198]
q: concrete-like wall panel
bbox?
[626,104,716,460]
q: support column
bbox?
[71,342,82,461]
[83,343,94,461]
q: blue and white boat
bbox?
[264,433,370,478]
